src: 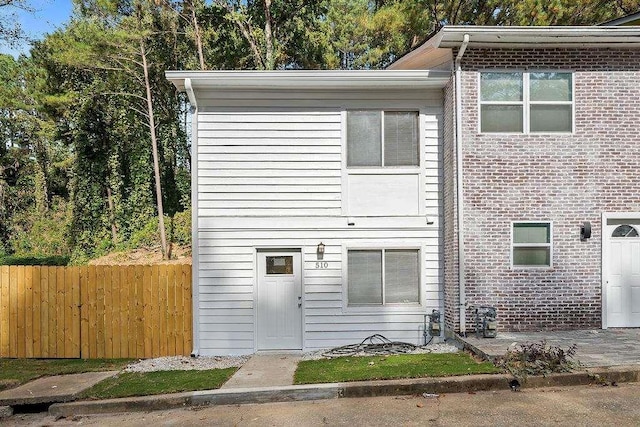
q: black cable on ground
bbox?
[322,333,431,358]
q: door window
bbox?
[612,225,639,238]
[266,256,293,274]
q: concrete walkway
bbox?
[457,328,640,367]
[222,354,301,389]
[0,371,118,406]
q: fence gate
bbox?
[0,264,192,359]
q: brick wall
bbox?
[455,48,640,331]
[442,77,459,332]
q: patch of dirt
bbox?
[0,379,19,391]
[89,245,192,265]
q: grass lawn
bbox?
[0,358,133,385]
[294,352,500,384]
[80,368,238,399]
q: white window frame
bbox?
[342,242,424,313]
[345,109,421,168]
[478,70,575,135]
[511,221,554,270]
[341,107,426,217]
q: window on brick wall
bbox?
[512,222,553,268]
[480,72,573,133]
[347,249,420,305]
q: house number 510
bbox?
[315,261,328,269]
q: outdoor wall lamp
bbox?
[581,222,592,241]
[317,242,325,260]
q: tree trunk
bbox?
[191,5,206,70]
[263,0,274,70]
[140,38,169,259]
[106,186,118,245]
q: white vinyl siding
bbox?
[198,112,341,217]
[194,88,443,355]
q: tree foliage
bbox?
[1,0,637,262]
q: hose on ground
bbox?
[322,334,427,358]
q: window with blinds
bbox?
[347,111,419,167]
[347,249,420,306]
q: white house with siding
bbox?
[169,25,640,356]
[166,70,450,355]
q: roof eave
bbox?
[166,70,451,92]
[436,26,640,48]
[600,11,640,26]
[389,25,640,69]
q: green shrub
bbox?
[128,216,161,248]
[8,198,72,258]
[0,255,70,266]
[128,210,191,249]
[170,208,191,245]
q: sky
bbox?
[1,0,73,57]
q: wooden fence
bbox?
[0,264,192,359]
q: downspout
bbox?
[185,78,200,356]
[454,34,469,336]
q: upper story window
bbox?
[347,111,419,167]
[480,72,573,134]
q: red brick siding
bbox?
[456,48,640,331]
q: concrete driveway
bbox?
[458,328,640,367]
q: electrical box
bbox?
[428,310,441,336]
[474,306,497,338]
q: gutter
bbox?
[454,34,469,335]
[185,78,200,356]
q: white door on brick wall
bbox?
[605,220,640,328]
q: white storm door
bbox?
[607,225,640,327]
[257,252,302,350]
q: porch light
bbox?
[317,242,325,260]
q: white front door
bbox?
[257,251,302,350]
[605,219,640,327]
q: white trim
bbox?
[455,34,469,334]
[478,71,574,135]
[510,221,554,270]
[435,26,640,48]
[602,212,608,329]
[341,242,426,314]
[166,70,451,92]
[342,109,425,217]
[186,79,200,356]
[601,212,640,329]
[345,109,422,168]
[418,108,427,217]
[340,109,348,216]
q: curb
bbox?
[49,365,640,417]
[449,334,497,362]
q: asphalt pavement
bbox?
[7,383,640,426]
